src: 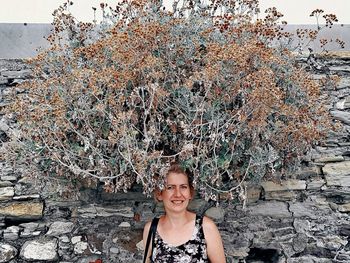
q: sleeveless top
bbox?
[151,215,209,263]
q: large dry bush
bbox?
[3,0,341,200]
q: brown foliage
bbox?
[2,0,341,201]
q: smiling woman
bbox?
[142,163,226,263]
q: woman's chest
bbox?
[157,223,196,246]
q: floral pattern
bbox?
[151,215,208,262]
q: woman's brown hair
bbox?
[154,162,195,201]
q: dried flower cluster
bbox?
[4,0,340,200]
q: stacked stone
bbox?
[1,56,350,262]
[221,55,350,262]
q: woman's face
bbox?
[157,172,193,212]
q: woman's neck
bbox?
[162,210,194,227]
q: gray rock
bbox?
[248,201,291,218]
[336,96,350,110]
[323,161,350,186]
[1,69,31,79]
[1,175,17,182]
[296,166,320,179]
[0,181,13,187]
[264,191,298,201]
[77,204,134,218]
[118,222,131,227]
[329,65,350,73]
[205,207,225,222]
[337,77,350,89]
[337,203,350,212]
[246,185,262,203]
[0,200,43,220]
[19,222,40,237]
[12,194,40,200]
[110,247,120,254]
[322,187,350,203]
[293,218,310,233]
[0,76,7,85]
[292,233,308,253]
[288,256,331,263]
[306,179,325,190]
[338,142,350,146]
[46,221,75,236]
[261,180,306,192]
[261,180,306,201]
[71,236,82,245]
[32,231,41,236]
[314,144,350,157]
[289,201,332,219]
[0,102,10,108]
[20,231,34,238]
[59,235,70,243]
[0,120,9,132]
[3,226,19,241]
[271,226,295,241]
[0,187,14,201]
[136,240,143,251]
[330,110,350,125]
[20,237,58,261]
[73,241,88,254]
[19,222,39,230]
[314,156,345,163]
[0,176,17,182]
[187,199,207,212]
[316,235,347,250]
[1,88,12,96]
[0,243,17,263]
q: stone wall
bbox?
[0,56,350,263]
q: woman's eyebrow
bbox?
[166,184,189,186]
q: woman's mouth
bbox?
[171,200,184,204]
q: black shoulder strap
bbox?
[143,217,159,263]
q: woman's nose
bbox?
[174,187,181,197]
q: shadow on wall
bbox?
[246,248,281,263]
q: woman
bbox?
[143,163,226,262]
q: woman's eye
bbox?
[166,186,173,190]
[181,185,188,189]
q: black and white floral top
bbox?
[151,215,209,263]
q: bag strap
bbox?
[143,217,159,263]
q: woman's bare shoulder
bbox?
[143,216,163,233]
[143,220,152,239]
[143,220,153,233]
[142,219,155,249]
[202,215,226,262]
[202,216,218,230]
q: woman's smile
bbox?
[171,200,185,205]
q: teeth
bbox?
[172,201,183,204]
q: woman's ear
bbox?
[155,190,163,202]
[190,188,195,200]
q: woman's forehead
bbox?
[166,172,189,184]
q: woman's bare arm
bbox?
[203,216,226,263]
[142,221,152,263]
